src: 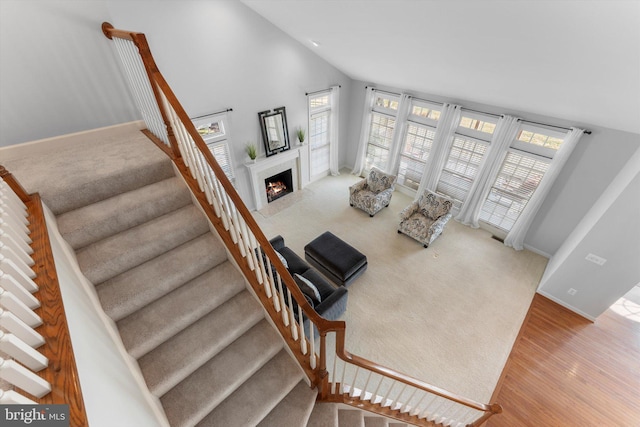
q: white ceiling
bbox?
[242,0,640,134]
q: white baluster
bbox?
[401,387,419,413]
[309,321,316,369]
[348,367,360,397]
[0,309,45,348]
[331,350,339,395]
[392,383,408,410]
[362,371,373,401]
[0,258,38,293]
[415,393,437,418]
[0,357,51,398]
[410,391,428,417]
[0,198,29,225]
[372,376,385,405]
[1,231,34,262]
[298,305,307,355]
[0,272,40,309]
[0,331,48,371]
[286,289,298,340]
[0,207,30,236]
[0,185,28,213]
[276,275,288,326]
[0,219,32,253]
[0,389,37,404]
[0,288,42,328]
[443,403,468,427]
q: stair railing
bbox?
[101,22,502,427]
[0,166,87,425]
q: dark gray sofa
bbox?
[269,235,348,324]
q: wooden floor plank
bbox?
[487,293,640,427]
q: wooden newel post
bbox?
[0,165,31,203]
[318,331,330,399]
[469,403,503,426]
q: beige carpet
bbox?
[253,171,548,403]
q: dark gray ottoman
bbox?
[304,231,367,287]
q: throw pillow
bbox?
[275,251,289,269]
[294,273,322,304]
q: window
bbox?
[436,112,497,208]
[396,100,441,190]
[192,113,236,185]
[364,92,400,171]
[308,92,331,178]
[479,124,566,232]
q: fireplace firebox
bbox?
[265,169,293,203]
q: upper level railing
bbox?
[101,22,501,427]
[0,166,87,425]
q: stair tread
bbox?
[307,403,339,427]
[97,233,226,321]
[140,291,264,397]
[15,130,175,215]
[193,349,304,427]
[161,320,285,427]
[364,415,389,427]
[339,409,365,427]
[117,261,246,359]
[257,380,317,427]
[57,176,192,250]
[77,204,209,284]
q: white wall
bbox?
[0,0,139,147]
[106,0,352,209]
[538,147,640,319]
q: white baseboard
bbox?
[536,290,596,322]
[524,244,551,259]
[0,121,146,161]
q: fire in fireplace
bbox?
[265,169,293,203]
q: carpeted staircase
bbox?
[308,404,409,427]
[37,132,319,427]
[5,128,410,426]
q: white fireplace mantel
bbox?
[245,145,309,210]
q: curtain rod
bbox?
[460,107,503,119]
[520,119,591,135]
[364,86,401,97]
[305,85,340,96]
[191,108,233,120]
[409,95,444,106]
[364,85,592,135]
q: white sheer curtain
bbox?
[415,104,461,197]
[387,94,411,175]
[329,85,340,176]
[456,115,520,227]
[352,87,375,176]
[505,127,585,250]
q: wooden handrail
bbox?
[1,167,88,425]
[102,22,502,426]
[334,327,498,414]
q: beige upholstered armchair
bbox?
[398,189,454,248]
[349,168,397,217]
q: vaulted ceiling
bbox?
[242,0,640,134]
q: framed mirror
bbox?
[258,106,290,157]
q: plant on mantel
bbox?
[296,127,306,144]
[246,142,257,162]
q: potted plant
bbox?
[246,142,257,162]
[296,127,306,145]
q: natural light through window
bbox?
[609,286,640,323]
[459,116,496,135]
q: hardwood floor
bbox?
[486,293,640,427]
